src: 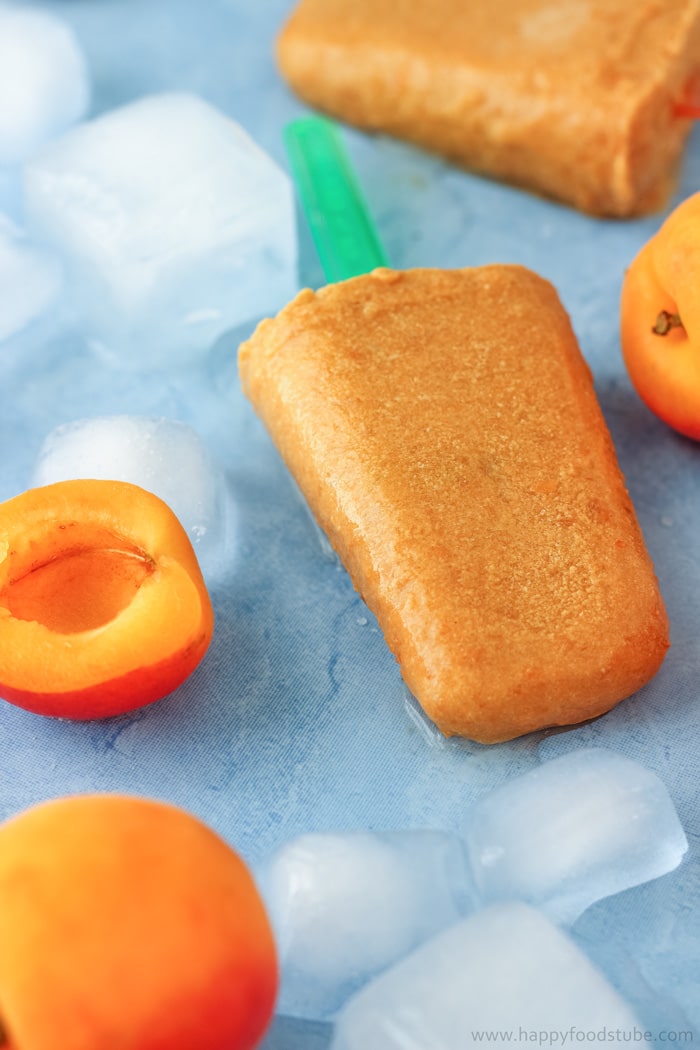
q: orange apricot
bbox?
[620,191,700,440]
[0,794,278,1050]
[0,479,214,718]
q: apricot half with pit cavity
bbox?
[0,478,214,718]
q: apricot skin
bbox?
[620,191,700,440]
[0,795,278,1050]
[0,479,214,718]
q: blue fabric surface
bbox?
[1,1,699,1043]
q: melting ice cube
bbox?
[32,415,229,580]
[23,92,297,366]
[0,4,89,166]
[332,902,642,1049]
[257,829,472,1020]
[464,747,688,925]
[0,213,62,343]
[0,169,22,221]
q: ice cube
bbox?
[332,902,642,1050]
[257,829,472,1020]
[0,5,89,166]
[464,747,688,926]
[571,927,699,1042]
[23,92,297,366]
[0,169,22,220]
[32,416,228,580]
[0,213,62,343]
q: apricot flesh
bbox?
[0,479,214,718]
[0,794,278,1050]
[5,536,154,633]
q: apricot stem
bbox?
[652,310,683,336]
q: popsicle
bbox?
[276,0,700,217]
[238,119,669,743]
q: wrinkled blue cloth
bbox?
[0,2,699,1044]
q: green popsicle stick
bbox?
[284,116,389,283]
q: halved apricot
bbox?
[0,479,214,718]
[0,794,278,1049]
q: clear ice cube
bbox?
[32,415,228,580]
[257,829,472,1020]
[464,747,688,925]
[0,4,89,166]
[23,92,297,366]
[0,213,62,343]
[332,902,642,1050]
[0,169,22,221]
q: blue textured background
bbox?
[1,1,699,1043]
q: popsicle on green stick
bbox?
[283,116,388,282]
[239,118,669,744]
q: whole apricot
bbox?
[0,794,278,1049]
[620,191,700,440]
[0,479,214,718]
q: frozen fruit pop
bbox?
[239,264,669,743]
[239,119,668,743]
[277,0,700,217]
